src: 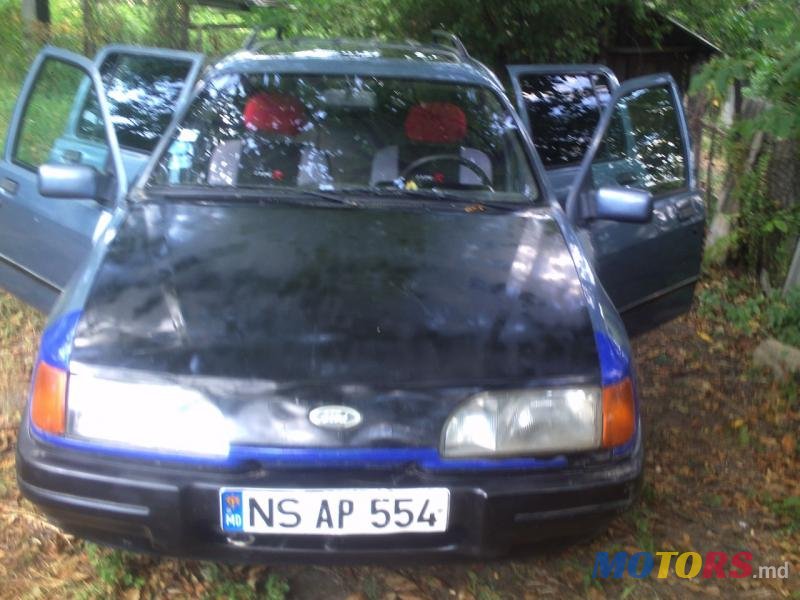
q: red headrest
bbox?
[404,102,467,144]
[243,92,307,137]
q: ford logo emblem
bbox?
[308,405,362,430]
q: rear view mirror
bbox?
[593,186,653,223]
[38,163,110,203]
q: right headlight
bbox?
[441,379,635,458]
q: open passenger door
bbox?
[507,64,620,203]
[564,74,705,335]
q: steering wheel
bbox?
[399,154,493,190]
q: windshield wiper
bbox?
[151,185,359,207]
[336,186,521,211]
[151,184,522,211]
[275,188,359,207]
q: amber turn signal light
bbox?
[31,361,67,435]
[602,377,635,448]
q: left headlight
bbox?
[442,386,614,458]
[66,372,232,458]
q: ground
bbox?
[0,286,798,599]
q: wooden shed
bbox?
[598,10,721,91]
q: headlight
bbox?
[442,387,605,457]
[67,372,231,458]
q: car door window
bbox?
[590,85,687,195]
[76,53,194,154]
[13,59,109,172]
[516,73,615,168]
[565,76,702,335]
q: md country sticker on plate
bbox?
[220,488,450,535]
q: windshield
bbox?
[149,72,538,203]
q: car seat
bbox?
[370,102,492,188]
[207,91,330,187]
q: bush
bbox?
[765,286,800,347]
[699,273,800,348]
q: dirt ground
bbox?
[0,287,798,599]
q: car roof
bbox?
[210,38,502,89]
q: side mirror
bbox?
[38,163,110,203]
[593,186,653,223]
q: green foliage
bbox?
[699,274,800,348]
[200,564,290,600]
[249,0,659,71]
[246,0,395,39]
[698,275,765,336]
[631,508,655,553]
[466,571,503,600]
[766,495,800,534]
[729,148,800,278]
[385,0,612,67]
[648,2,800,287]
[0,0,249,79]
[361,575,383,600]
[765,287,800,348]
[14,58,87,168]
[263,572,291,600]
[703,231,740,268]
[685,0,800,140]
[738,424,751,447]
[696,117,800,281]
[85,544,145,592]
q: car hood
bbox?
[69,200,601,448]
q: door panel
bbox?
[0,45,201,311]
[567,75,705,335]
[507,65,619,203]
[0,48,125,312]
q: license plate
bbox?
[220,488,450,535]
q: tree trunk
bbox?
[82,0,96,56]
[22,0,50,44]
[152,0,192,50]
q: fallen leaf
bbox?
[781,433,796,455]
[384,574,418,594]
[123,588,141,600]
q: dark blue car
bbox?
[2,35,704,561]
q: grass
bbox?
[200,563,290,600]
[631,510,656,554]
[765,495,800,535]
[0,78,21,143]
[698,272,800,346]
[85,544,146,592]
[466,571,504,600]
[79,545,293,599]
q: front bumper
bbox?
[17,419,642,563]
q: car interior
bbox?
[161,73,533,195]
